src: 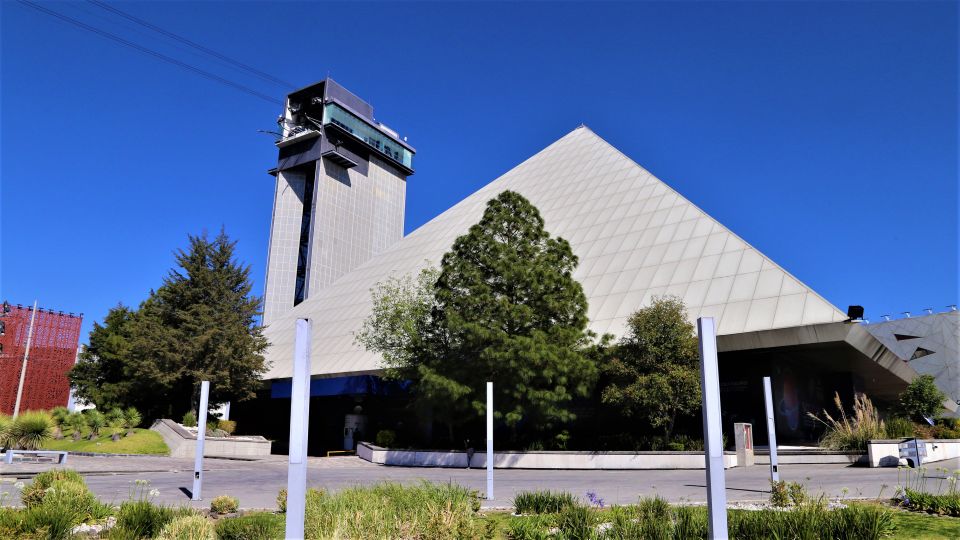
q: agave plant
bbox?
[124,407,142,437]
[7,411,52,450]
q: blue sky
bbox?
[2,1,957,342]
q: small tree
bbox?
[899,375,946,421]
[124,407,142,437]
[64,412,87,441]
[85,410,105,440]
[601,296,701,440]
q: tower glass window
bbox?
[322,103,414,169]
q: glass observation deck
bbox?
[322,102,414,170]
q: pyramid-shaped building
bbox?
[242,80,938,451]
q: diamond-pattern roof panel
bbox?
[263,127,848,379]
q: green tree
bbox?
[424,190,596,445]
[355,265,440,374]
[601,296,701,439]
[70,230,269,421]
[70,305,138,412]
[898,374,946,421]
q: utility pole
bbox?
[13,300,39,418]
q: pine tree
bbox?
[421,190,596,446]
[70,230,269,421]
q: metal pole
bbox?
[13,300,39,418]
[286,319,312,540]
[698,317,728,540]
[486,381,493,501]
[192,380,210,501]
[763,376,780,483]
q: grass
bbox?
[889,509,960,539]
[40,428,169,455]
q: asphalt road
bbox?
[1,454,947,510]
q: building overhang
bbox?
[717,321,958,413]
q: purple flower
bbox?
[586,491,605,508]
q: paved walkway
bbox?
[1,454,944,510]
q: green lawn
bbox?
[890,510,960,539]
[40,428,169,455]
[480,506,960,539]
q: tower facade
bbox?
[262,79,414,326]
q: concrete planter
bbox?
[358,442,738,470]
[151,419,272,459]
[868,439,960,467]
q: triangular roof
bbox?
[263,127,847,379]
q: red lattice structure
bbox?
[0,304,83,414]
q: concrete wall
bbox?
[358,442,738,470]
[868,439,960,467]
[151,420,272,459]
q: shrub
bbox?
[899,374,947,421]
[215,512,284,540]
[116,501,195,539]
[788,481,809,506]
[507,515,553,540]
[807,392,886,451]
[514,490,578,514]
[303,482,483,539]
[0,414,12,449]
[21,469,86,508]
[218,419,237,435]
[885,417,915,439]
[375,429,397,448]
[85,409,106,439]
[276,488,287,513]
[7,410,53,450]
[554,504,595,540]
[157,514,215,540]
[770,480,790,507]
[182,410,197,428]
[210,495,239,514]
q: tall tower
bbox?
[262,79,415,326]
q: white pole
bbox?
[698,317,728,540]
[13,300,39,418]
[286,319,312,540]
[486,381,494,501]
[192,380,210,501]
[763,376,780,483]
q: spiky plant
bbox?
[84,410,106,439]
[64,411,88,440]
[50,406,70,439]
[124,407,142,437]
[808,392,886,451]
[8,411,52,450]
[0,413,15,449]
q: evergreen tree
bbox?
[70,230,269,421]
[601,296,701,439]
[70,304,137,411]
[422,190,596,446]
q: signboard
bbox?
[898,438,927,467]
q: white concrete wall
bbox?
[357,443,738,470]
[868,439,960,467]
[151,420,272,459]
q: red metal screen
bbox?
[0,304,83,414]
